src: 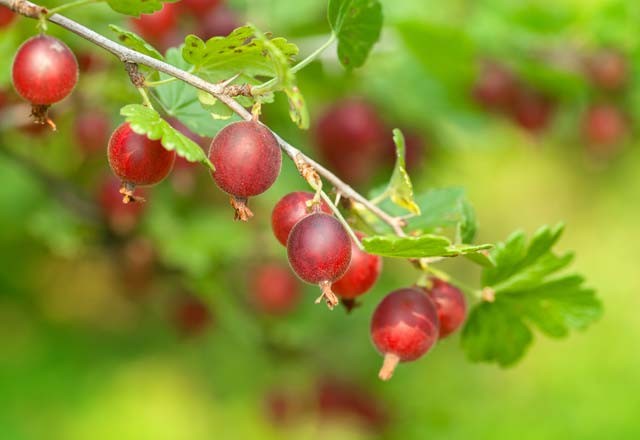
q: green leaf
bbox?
[182,26,299,84]
[328,0,383,69]
[383,129,420,215]
[464,250,495,268]
[461,302,533,367]
[106,0,177,17]
[251,26,309,129]
[369,187,478,242]
[482,224,565,288]
[362,234,492,258]
[120,104,214,170]
[462,224,602,367]
[155,48,239,138]
[504,276,602,338]
[109,25,164,60]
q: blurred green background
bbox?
[0,0,638,439]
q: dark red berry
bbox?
[208,121,281,220]
[332,231,382,301]
[287,213,351,309]
[130,3,179,46]
[263,389,299,426]
[172,294,214,337]
[108,122,176,202]
[196,5,240,39]
[99,175,147,234]
[313,99,387,185]
[73,111,111,154]
[12,35,78,105]
[251,263,301,315]
[316,377,389,431]
[271,192,332,246]
[182,0,222,15]
[425,279,466,339]
[472,62,518,111]
[77,51,108,73]
[371,288,440,380]
[585,50,627,91]
[509,88,554,133]
[582,104,627,149]
[0,7,16,28]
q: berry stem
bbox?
[230,196,254,222]
[316,281,339,310]
[378,353,401,381]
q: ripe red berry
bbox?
[287,213,352,309]
[582,104,627,149]
[98,176,147,234]
[585,50,627,91]
[12,35,78,105]
[425,279,466,339]
[0,7,16,28]
[182,0,222,15]
[371,288,440,380]
[172,294,214,337]
[108,122,176,202]
[251,263,301,316]
[332,231,382,304]
[130,3,179,46]
[196,5,240,39]
[271,192,332,246]
[208,121,281,220]
[509,88,554,133]
[472,62,518,111]
[313,99,387,185]
[316,377,389,431]
[73,111,111,154]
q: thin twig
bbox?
[2,0,407,235]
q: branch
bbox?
[1,0,406,235]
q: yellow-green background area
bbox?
[1,0,639,438]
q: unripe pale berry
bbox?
[371,288,439,380]
[108,122,176,202]
[271,191,332,246]
[287,213,351,309]
[208,121,281,221]
[425,278,466,339]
